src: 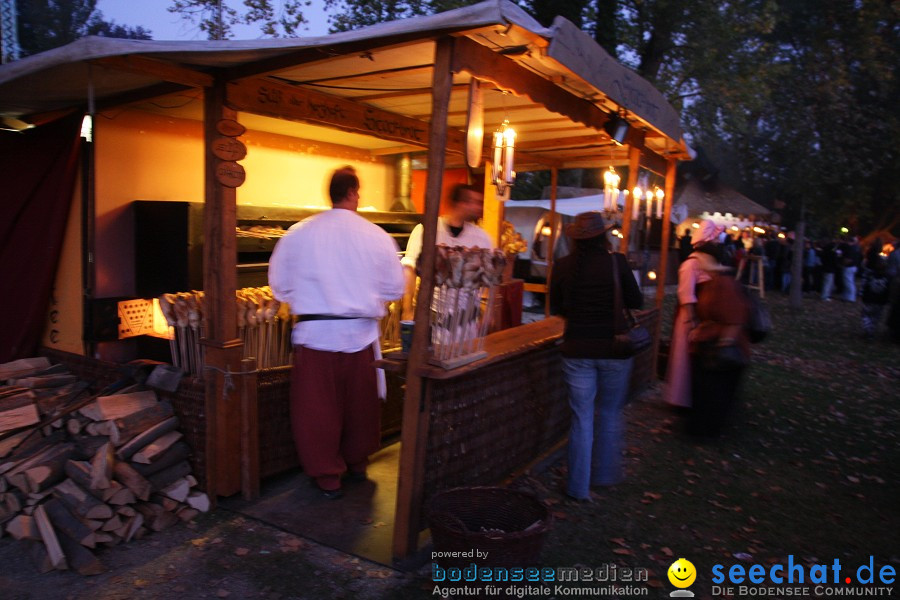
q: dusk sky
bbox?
[95,0,331,40]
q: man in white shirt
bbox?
[268,166,405,499]
[401,184,493,319]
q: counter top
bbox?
[377,317,564,380]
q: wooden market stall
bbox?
[0,0,690,561]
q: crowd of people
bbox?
[679,227,900,342]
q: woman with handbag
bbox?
[549,212,643,501]
[687,251,751,438]
[663,220,723,409]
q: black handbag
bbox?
[611,253,652,357]
[743,288,772,343]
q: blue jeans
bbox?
[842,266,857,301]
[821,272,835,300]
[561,356,634,499]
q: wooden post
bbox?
[393,36,455,561]
[201,78,244,499]
[620,146,642,252]
[482,162,502,246]
[239,357,259,500]
[651,159,677,378]
[545,167,559,318]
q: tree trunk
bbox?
[790,210,806,311]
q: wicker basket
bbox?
[428,486,552,567]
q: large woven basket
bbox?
[428,486,552,567]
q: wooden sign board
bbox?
[546,18,683,142]
[228,78,465,151]
[216,119,246,137]
[215,161,246,188]
[211,137,247,161]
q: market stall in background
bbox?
[0,0,690,561]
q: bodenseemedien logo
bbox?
[667,558,696,598]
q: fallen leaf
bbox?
[661,547,674,557]
[235,548,250,556]
[613,548,633,556]
[217,589,231,598]
[609,537,627,547]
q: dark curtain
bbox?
[0,115,82,363]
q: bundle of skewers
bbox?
[430,245,506,366]
[235,225,287,240]
[157,287,296,377]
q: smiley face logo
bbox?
[668,558,696,588]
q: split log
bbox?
[56,529,106,575]
[89,442,114,490]
[34,504,67,570]
[0,430,64,474]
[135,502,178,532]
[92,531,114,544]
[74,436,110,461]
[43,498,97,548]
[25,489,54,505]
[176,506,199,522]
[132,526,148,540]
[124,513,144,542]
[66,460,113,502]
[66,418,83,436]
[186,491,210,513]
[116,505,136,517]
[151,493,178,512]
[22,443,77,493]
[112,401,175,447]
[130,441,190,478]
[79,391,157,422]
[116,416,179,461]
[6,442,75,492]
[146,460,191,492]
[101,514,123,532]
[0,429,33,459]
[0,395,40,433]
[6,514,40,540]
[11,374,78,390]
[0,357,51,381]
[97,532,122,547]
[159,477,191,503]
[112,462,152,501]
[113,515,133,538]
[107,486,135,506]
[132,430,183,465]
[52,479,113,520]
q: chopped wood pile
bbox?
[0,357,210,575]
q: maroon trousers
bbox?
[290,345,380,491]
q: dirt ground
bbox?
[0,509,417,600]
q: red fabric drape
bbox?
[0,115,82,363]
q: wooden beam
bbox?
[451,36,608,133]
[202,79,244,499]
[227,77,465,152]
[239,357,260,501]
[639,147,668,177]
[392,36,455,562]
[545,167,559,319]
[652,159,677,380]
[92,56,214,89]
[369,144,427,156]
[620,145,642,250]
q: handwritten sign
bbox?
[228,78,464,150]
[216,119,246,137]
[215,161,246,188]
[211,137,247,161]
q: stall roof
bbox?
[0,0,690,166]
[673,178,770,220]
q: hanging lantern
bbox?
[603,166,620,212]
[492,119,516,195]
[654,186,665,219]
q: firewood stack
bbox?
[0,357,210,575]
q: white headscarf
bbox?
[691,220,723,246]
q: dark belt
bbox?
[297,314,363,322]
